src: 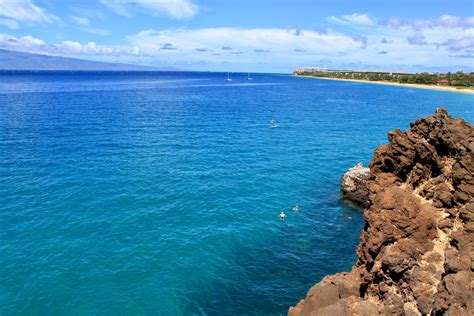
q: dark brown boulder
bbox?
[289,108,473,315]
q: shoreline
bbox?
[296,75,474,95]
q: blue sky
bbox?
[0,0,473,72]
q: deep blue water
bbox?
[0,71,473,315]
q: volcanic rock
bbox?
[341,163,371,208]
[289,108,473,315]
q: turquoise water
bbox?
[1,72,473,315]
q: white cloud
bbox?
[129,28,364,56]
[69,6,105,20]
[437,14,461,27]
[329,14,474,54]
[329,13,375,26]
[436,37,474,51]
[123,27,379,71]
[435,15,474,29]
[100,0,198,19]
[1,13,474,72]
[382,18,404,28]
[53,40,140,56]
[0,28,366,71]
[0,34,47,53]
[0,0,57,26]
[0,33,139,57]
[81,27,109,36]
[407,33,428,46]
[71,16,90,27]
[382,14,474,30]
[0,18,19,29]
[70,15,109,36]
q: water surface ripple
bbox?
[1,71,473,315]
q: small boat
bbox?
[246,73,253,80]
[269,118,277,128]
[225,72,233,82]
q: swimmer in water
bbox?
[292,205,299,212]
[279,211,286,220]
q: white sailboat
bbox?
[225,72,233,82]
[246,73,253,80]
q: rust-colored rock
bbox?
[289,108,473,315]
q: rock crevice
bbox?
[289,108,473,315]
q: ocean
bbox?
[1,71,473,315]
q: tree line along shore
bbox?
[294,68,474,90]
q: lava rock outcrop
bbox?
[341,163,371,208]
[289,108,473,315]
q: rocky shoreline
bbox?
[289,108,473,315]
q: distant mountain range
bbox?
[0,49,178,71]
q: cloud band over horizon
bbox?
[0,0,473,72]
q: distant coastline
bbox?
[295,75,474,95]
[0,49,180,72]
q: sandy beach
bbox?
[297,75,474,95]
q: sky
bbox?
[0,0,473,73]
